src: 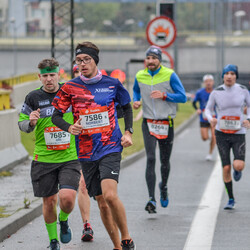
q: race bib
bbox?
[219,116,241,134]
[79,106,110,135]
[44,127,70,150]
[147,119,169,139]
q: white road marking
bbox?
[183,156,224,250]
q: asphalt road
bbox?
[1,118,250,250]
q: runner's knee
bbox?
[233,160,245,171]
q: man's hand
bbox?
[210,117,217,128]
[29,108,40,127]
[68,119,83,135]
[150,90,164,99]
[121,130,133,148]
[242,119,250,129]
[197,109,202,115]
[133,101,141,110]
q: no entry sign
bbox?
[146,16,176,48]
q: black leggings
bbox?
[142,118,174,200]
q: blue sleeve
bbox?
[166,73,187,103]
[116,80,131,106]
[133,77,141,102]
[193,90,200,103]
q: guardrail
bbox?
[0,73,38,87]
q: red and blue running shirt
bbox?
[52,75,131,161]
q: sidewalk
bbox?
[0,113,197,242]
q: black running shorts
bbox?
[80,152,121,197]
[200,122,211,128]
[215,130,246,167]
[31,160,81,197]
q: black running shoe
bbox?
[121,239,136,250]
[145,199,156,213]
[81,222,94,241]
[49,239,60,250]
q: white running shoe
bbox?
[205,154,213,161]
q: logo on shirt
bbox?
[39,100,50,106]
[95,88,113,93]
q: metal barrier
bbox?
[0,73,38,87]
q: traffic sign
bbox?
[161,50,174,69]
[146,16,176,48]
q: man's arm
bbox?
[205,91,217,126]
[166,73,187,103]
[121,103,133,148]
[51,109,71,132]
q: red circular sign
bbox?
[162,50,174,69]
[146,16,176,48]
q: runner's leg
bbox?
[96,194,121,250]
[101,179,130,241]
[142,119,157,200]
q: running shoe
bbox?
[145,199,156,213]
[121,239,136,250]
[205,154,213,161]
[224,199,235,210]
[49,239,60,250]
[233,169,242,182]
[81,222,94,242]
[59,217,72,244]
[159,182,169,208]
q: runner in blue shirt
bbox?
[192,74,216,161]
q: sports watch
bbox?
[126,128,134,134]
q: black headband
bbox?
[75,47,99,65]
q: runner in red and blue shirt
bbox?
[52,41,135,250]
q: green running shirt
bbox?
[18,84,78,163]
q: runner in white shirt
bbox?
[205,64,250,209]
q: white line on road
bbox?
[183,156,224,250]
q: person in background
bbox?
[133,45,186,214]
[192,74,216,161]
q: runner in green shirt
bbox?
[18,58,81,250]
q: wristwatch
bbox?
[126,128,134,134]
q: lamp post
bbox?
[103,19,135,63]
[10,17,17,76]
[234,10,246,35]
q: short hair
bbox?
[203,74,214,82]
[38,58,59,70]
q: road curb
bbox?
[0,113,198,243]
[0,199,42,242]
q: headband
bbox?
[75,47,99,65]
[39,66,59,74]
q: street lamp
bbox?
[10,17,17,76]
[234,10,246,35]
[103,19,135,63]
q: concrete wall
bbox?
[11,80,41,111]
[0,80,42,171]
[0,109,29,171]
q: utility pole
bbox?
[51,0,74,77]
